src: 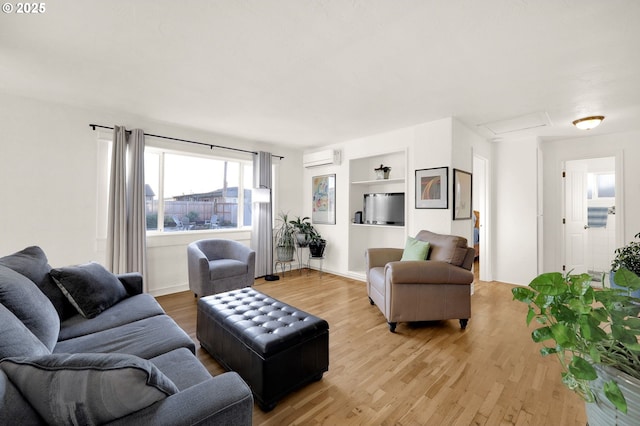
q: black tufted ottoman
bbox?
[197,287,329,411]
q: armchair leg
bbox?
[388,322,397,333]
[369,297,375,306]
[460,319,468,329]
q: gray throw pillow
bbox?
[50,262,128,319]
[0,353,179,425]
[0,265,60,351]
[0,246,76,320]
[0,303,51,359]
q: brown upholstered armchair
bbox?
[365,230,475,332]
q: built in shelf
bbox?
[351,178,405,186]
[351,223,404,229]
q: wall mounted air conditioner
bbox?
[303,149,341,168]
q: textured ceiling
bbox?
[1,0,639,148]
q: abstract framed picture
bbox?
[453,168,472,220]
[312,174,336,224]
[415,167,448,209]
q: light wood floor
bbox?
[156,270,588,425]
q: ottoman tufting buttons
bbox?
[196,288,329,411]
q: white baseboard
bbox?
[149,283,189,297]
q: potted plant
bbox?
[611,232,640,297]
[308,228,326,258]
[274,212,296,261]
[289,216,314,248]
[374,164,391,180]
[512,268,640,424]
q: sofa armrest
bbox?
[385,260,474,285]
[0,370,45,425]
[365,248,403,269]
[228,243,255,264]
[117,272,143,295]
[106,372,253,426]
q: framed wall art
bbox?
[312,174,336,224]
[453,168,472,220]
[415,167,448,209]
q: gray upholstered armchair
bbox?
[365,230,475,332]
[188,239,256,297]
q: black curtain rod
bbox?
[89,124,284,159]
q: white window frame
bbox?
[145,146,253,234]
[96,132,255,241]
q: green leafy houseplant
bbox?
[274,212,296,261]
[612,232,640,276]
[512,268,640,414]
[289,215,326,257]
[289,216,315,247]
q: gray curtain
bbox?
[252,151,273,277]
[106,126,147,287]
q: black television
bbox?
[363,192,405,225]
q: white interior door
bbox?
[564,161,588,274]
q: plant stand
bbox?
[295,245,307,275]
[274,260,294,278]
[307,254,325,277]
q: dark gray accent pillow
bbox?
[0,303,51,359]
[0,353,179,425]
[0,265,60,351]
[0,246,76,320]
[50,262,128,319]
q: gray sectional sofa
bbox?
[0,246,253,425]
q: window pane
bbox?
[597,173,615,198]
[144,152,160,230]
[163,154,240,231]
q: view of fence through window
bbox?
[145,151,253,232]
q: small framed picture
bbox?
[415,167,448,209]
[312,174,336,224]
[453,169,472,220]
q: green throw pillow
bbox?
[400,237,430,261]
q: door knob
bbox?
[584,225,590,229]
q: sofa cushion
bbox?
[50,262,127,319]
[54,315,196,359]
[0,265,60,351]
[0,353,179,426]
[209,259,248,280]
[416,230,469,267]
[400,236,430,261]
[149,348,212,391]
[0,303,50,359]
[0,246,76,320]
[58,293,165,341]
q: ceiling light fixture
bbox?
[572,115,605,130]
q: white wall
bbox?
[540,131,640,274]
[411,118,454,236]
[452,119,484,243]
[299,126,415,276]
[9,89,611,292]
[0,92,303,295]
[492,138,540,285]
[300,117,498,279]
